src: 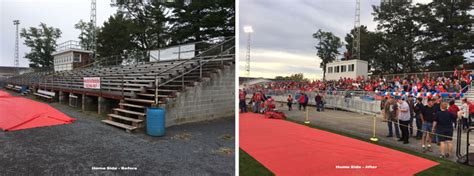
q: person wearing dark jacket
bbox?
[315,93,323,112]
[414,97,424,139]
[433,102,458,158]
[407,95,415,136]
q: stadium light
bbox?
[244,26,253,77]
[243,26,253,33]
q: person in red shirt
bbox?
[447,100,460,128]
[298,93,306,111]
[252,91,264,113]
[287,95,293,111]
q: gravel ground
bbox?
[0,91,235,176]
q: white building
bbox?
[325,59,368,80]
[52,40,92,71]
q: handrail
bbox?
[79,37,233,69]
[153,37,235,78]
[158,47,235,87]
[153,37,235,105]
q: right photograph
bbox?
[238,0,474,175]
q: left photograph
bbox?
[0,0,235,175]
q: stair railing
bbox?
[153,37,235,105]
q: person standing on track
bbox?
[239,89,247,113]
[298,92,305,111]
[386,97,400,138]
[432,102,457,158]
[407,95,415,137]
[287,94,293,111]
[447,100,460,129]
[252,91,264,113]
[421,98,436,153]
[414,97,424,139]
[461,98,470,132]
[397,97,411,144]
[315,93,323,112]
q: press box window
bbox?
[73,54,81,62]
[328,67,333,73]
[335,66,340,73]
[341,65,346,72]
[348,64,355,72]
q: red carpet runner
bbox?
[240,113,438,176]
[0,90,75,131]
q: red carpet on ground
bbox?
[0,90,75,131]
[240,113,439,176]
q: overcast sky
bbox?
[0,0,116,67]
[238,0,435,80]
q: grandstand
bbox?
[243,70,474,115]
[4,37,235,132]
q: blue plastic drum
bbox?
[146,107,165,136]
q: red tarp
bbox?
[240,113,439,176]
[0,90,75,131]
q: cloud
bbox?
[0,0,116,67]
[239,48,323,80]
[238,0,437,79]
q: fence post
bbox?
[199,57,202,79]
[178,46,181,60]
[121,75,124,98]
[182,74,185,90]
[155,75,159,105]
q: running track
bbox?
[240,113,438,176]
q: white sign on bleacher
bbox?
[84,77,101,89]
[149,43,195,61]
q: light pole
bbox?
[244,26,253,77]
[13,20,20,75]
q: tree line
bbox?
[314,0,473,80]
[21,0,235,69]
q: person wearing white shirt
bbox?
[397,97,411,144]
[461,98,470,131]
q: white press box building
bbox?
[325,59,368,80]
[53,40,92,72]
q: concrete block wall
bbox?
[164,63,235,127]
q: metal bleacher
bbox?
[4,37,235,132]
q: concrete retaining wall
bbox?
[164,64,235,127]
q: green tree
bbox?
[168,0,235,44]
[113,0,171,61]
[372,1,421,73]
[344,25,383,71]
[96,14,134,65]
[414,0,473,70]
[275,73,308,81]
[313,29,342,81]
[20,23,61,69]
[74,20,96,51]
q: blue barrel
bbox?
[146,107,165,136]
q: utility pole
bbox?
[13,20,20,75]
[90,0,97,59]
[352,0,360,60]
[244,26,253,77]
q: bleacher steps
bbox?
[102,119,137,132]
[114,108,146,116]
[108,114,143,123]
[136,93,169,98]
[119,103,146,109]
[124,98,157,104]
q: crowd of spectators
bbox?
[248,69,472,96]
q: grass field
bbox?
[239,119,474,176]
